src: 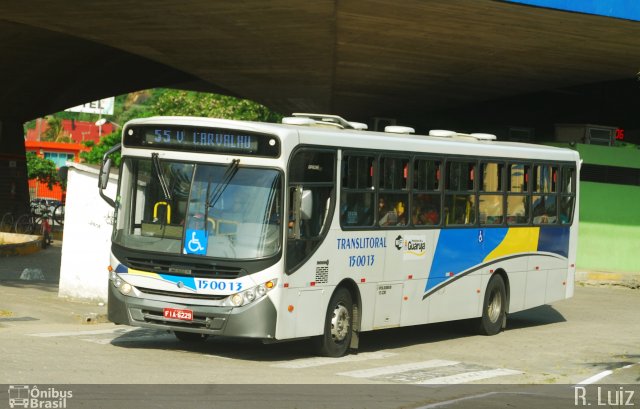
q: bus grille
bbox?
[126,257,244,279]
[136,287,227,301]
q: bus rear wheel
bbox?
[478,275,506,336]
[174,331,209,343]
[314,287,353,357]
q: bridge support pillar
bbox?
[0,118,30,216]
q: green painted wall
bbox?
[575,145,640,272]
[546,143,640,272]
[577,222,640,273]
[579,182,640,226]
[576,143,640,169]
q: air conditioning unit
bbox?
[555,124,617,146]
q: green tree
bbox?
[41,117,65,142]
[80,132,121,165]
[152,90,282,122]
[26,152,59,189]
[80,89,282,164]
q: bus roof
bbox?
[124,115,580,163]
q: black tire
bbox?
[174,331,209,343]
[53,204,65,226]
[14,214,35,235]
[41,231,50,249]
[478,275,507,336]
[0,213,13,232]
[314,287,353,357]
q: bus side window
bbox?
[444,160,476,226]
[412,158,442,227]
[340,154,375,228]
[287,149,336,273]
[479,162,504,225]
[559,166,576,224]
[532,164,558,224]
[506,163,530,225]
[378,155,409,227]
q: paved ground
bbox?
[0,241,107,323]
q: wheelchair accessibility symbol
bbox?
[184,229,207,255]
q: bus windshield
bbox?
[113,157,282,259]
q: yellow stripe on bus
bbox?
[484,227,539,262]
[127,269,161,279]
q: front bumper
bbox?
[108,283,277,339]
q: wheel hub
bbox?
[487,289,502,323]
[330,303,350,342]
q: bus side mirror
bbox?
[290,187,313,239]
[301,189,313,220]
[98,143,121,208]
[99,158,111,190]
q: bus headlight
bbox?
[224,279,277,307]
[110,273,134,296]
[230,293,244,307]
[245,289,257,303]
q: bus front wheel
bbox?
[314,287,353,357]
[478,275,506,336]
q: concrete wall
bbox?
[0,119,30,216]
[58,162,117,302]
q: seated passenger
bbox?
[379,201,406,226]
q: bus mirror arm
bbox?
[99,143,121,208]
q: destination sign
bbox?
[123,125,280,157]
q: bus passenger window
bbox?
[532,195,557,224]
[378,194,408,226]
[445,160,476,226]
[479,162,504,225]
[479,195,503,225]
[506,163,530,225]
[534,164,557,193]
[380,157,409,190]
[412,193,440,225]
[444,194,476,225]
[340,192,374,227]
[506,195,530,225]
[559,166,576,224]
[559,196,573,224]
[342,155,374,189]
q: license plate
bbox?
[163,308,193,321]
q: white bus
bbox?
[99,113,579,357]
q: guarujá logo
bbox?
[395,235,427,258]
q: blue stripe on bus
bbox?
[158,274,197,291]
[426,226,570,293]
[427,228,508,291]
[537,226,570,257]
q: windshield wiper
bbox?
[151,152,172,202]
[206,159,240,209]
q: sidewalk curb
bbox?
[0,232,43,257]
[576,271,640,289]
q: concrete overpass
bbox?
[2,0,640,213]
